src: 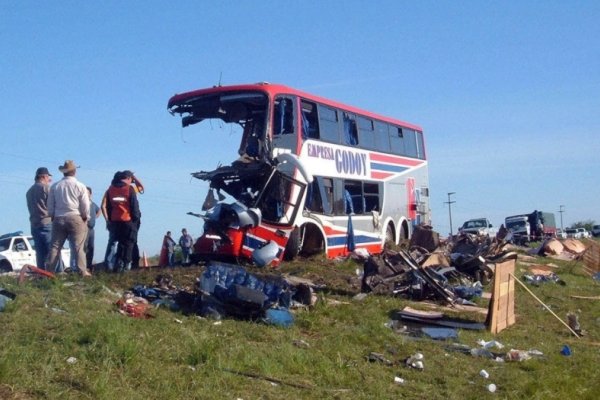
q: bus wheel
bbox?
[384,223,395,249]
[300,224,325,256]
[399,222,409,242]
[283,227,302,261]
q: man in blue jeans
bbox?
[26,167,53,269]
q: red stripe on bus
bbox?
[370,153,423,167]
[371,171,394,180]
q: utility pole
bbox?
[559,205,565,231]
[445,192,456,237]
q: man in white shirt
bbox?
[46,160,91,277]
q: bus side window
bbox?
[358,117,375,149]
[274,98,294,135]
[344,180,363,214]
[301,100,319,139]
[390,125,405,155]
[374,121,391,152]
[305,179,323,213]
[343,113,358,146]
[363,182,380,212]
[317,104,340,143]
[403,129,418,158]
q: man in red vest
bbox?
[103,171,141,272]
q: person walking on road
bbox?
[179,228,194,266]
[26,167,53,269]
[46,160,91,277]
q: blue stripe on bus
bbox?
[327,234,380,247]
[370,162,409,173]
[243,235,265,250]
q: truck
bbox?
[0,231,70,272]
[504,210,556,243]
[459,218,497,237]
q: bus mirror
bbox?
[275,153,313,183]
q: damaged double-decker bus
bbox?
[167,83,430,266]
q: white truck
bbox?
[0,231,70,272]
[504,210,557,243]
[459,218,497,238]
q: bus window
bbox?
[343,113,358,146]
[321,177,333,215]
[273,96,297,152]
[301,100,319,140]
[358,116,375,149]
[317,104,340,143]
[416,130,425,159]
[273,97,295,135]
[363,182,381,213]
[374,121,391,152]
[389,125,405,155]
[344,180,363,214]
[404,129,418,158]
[305,179,323,213]
[239,112,267,159]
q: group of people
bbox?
[25,160,143,276]
[160,229,194,267]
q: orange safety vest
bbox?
[107,185,132,222]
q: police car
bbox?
[0,231,70,272]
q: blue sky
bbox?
[1,1,599,258]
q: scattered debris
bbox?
[116,292,153,319]
[367,352,393,366]
[66,357,77,364]
[479,369,489,379]
[582,240,600,276]
[18,264,55,284]
[567,312,581,335]
[0,288,16,312]
[292,339,310,349]
[476,339,504,350]
[394,376,405,385]
[405,352,424,370]
[560,345,572,356]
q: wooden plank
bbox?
[487,258,516,334]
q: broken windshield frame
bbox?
[168,90,270,161]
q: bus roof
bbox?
[167,82,423,132]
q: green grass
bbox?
[1,253,600,400]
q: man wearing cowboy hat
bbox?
[46,160,92,277]
[25,167,53,269]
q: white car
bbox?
[576,228,591,239]
[564,228,579,239]
[0,231,70,272]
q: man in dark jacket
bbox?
[103,171,141,272]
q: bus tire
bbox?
[399,222,409,242]
[300,224,325,256]
[384,223,395,249]
[283,227,302,261]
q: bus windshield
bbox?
[169,90,270,161]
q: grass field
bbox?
[1,250,599,400]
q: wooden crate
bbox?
[582,240,600,276]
